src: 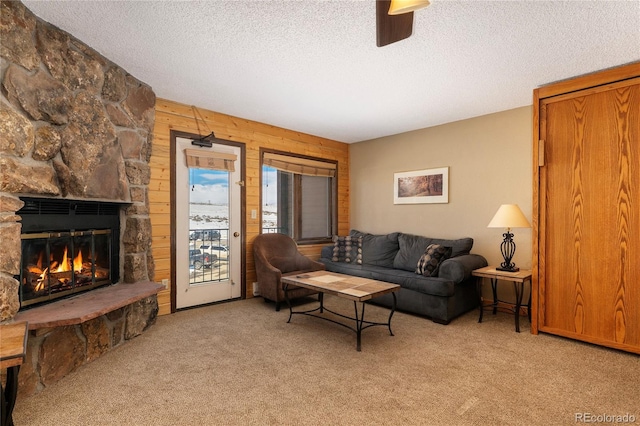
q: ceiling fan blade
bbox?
[376,0,414,47]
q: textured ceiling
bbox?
[21,0,640,143]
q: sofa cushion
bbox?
[393,233,473,272]
[350,229,400,268]
[319,259,455,297]
[416,244,452,277]
[331,235,362,264]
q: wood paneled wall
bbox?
[150,99,350,315]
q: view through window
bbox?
[261,152,336,243]
[188,168,230,283]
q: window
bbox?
[261,151,337,243]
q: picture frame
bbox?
[393,167,449,204]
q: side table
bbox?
[1,321,28,426]
[472,266,532,333]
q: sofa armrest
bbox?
[438,254,488,283]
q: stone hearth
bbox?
[14,282,161,397]
[1,0,160,397]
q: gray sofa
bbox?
[319,230,488,324]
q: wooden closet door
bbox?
[537,75,639,354]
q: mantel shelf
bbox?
[14,282,163,330]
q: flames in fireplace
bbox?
[20,230,112,308]
[28,244,108,292]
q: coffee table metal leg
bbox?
[353,301,366,351]
[285,286,399,351]
[388,292,396,336]
[284,282,293,323]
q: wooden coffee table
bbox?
[281,271,400,351]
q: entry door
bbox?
[175,137,242,309]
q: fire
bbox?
[49,246,83,273]
[34,246,84,292]
[74,250,83,272]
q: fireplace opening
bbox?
[16,197,121,309]
[20,229,112,307]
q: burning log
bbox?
[50,270,73,282]
[27,265,44,275]
[95,267,109,279]
[34,267,48,292]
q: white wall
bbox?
[349,106,533,270]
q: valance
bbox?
[185,149,237,172]
[263,152,336,177]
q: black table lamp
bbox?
[488,204,531,272]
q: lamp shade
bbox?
[487,204,531,229]
[388,0,431,15]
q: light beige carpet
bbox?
[13,296,640,426]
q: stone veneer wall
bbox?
[0,0,157,321]
[18,296,159,396]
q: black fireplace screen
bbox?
[19,230,112,307]
[16,197,121,308]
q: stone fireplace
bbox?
[1,0,161,396]
[1,0,156,319]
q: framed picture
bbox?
[394,167,449,204]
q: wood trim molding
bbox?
[535,62,640,99]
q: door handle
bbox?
[233,232,240,237]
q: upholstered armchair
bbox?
[253,233,325,311]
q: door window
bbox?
[188,168,229,284]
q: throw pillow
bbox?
[332,235,363,264]
[415,244,452,277]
